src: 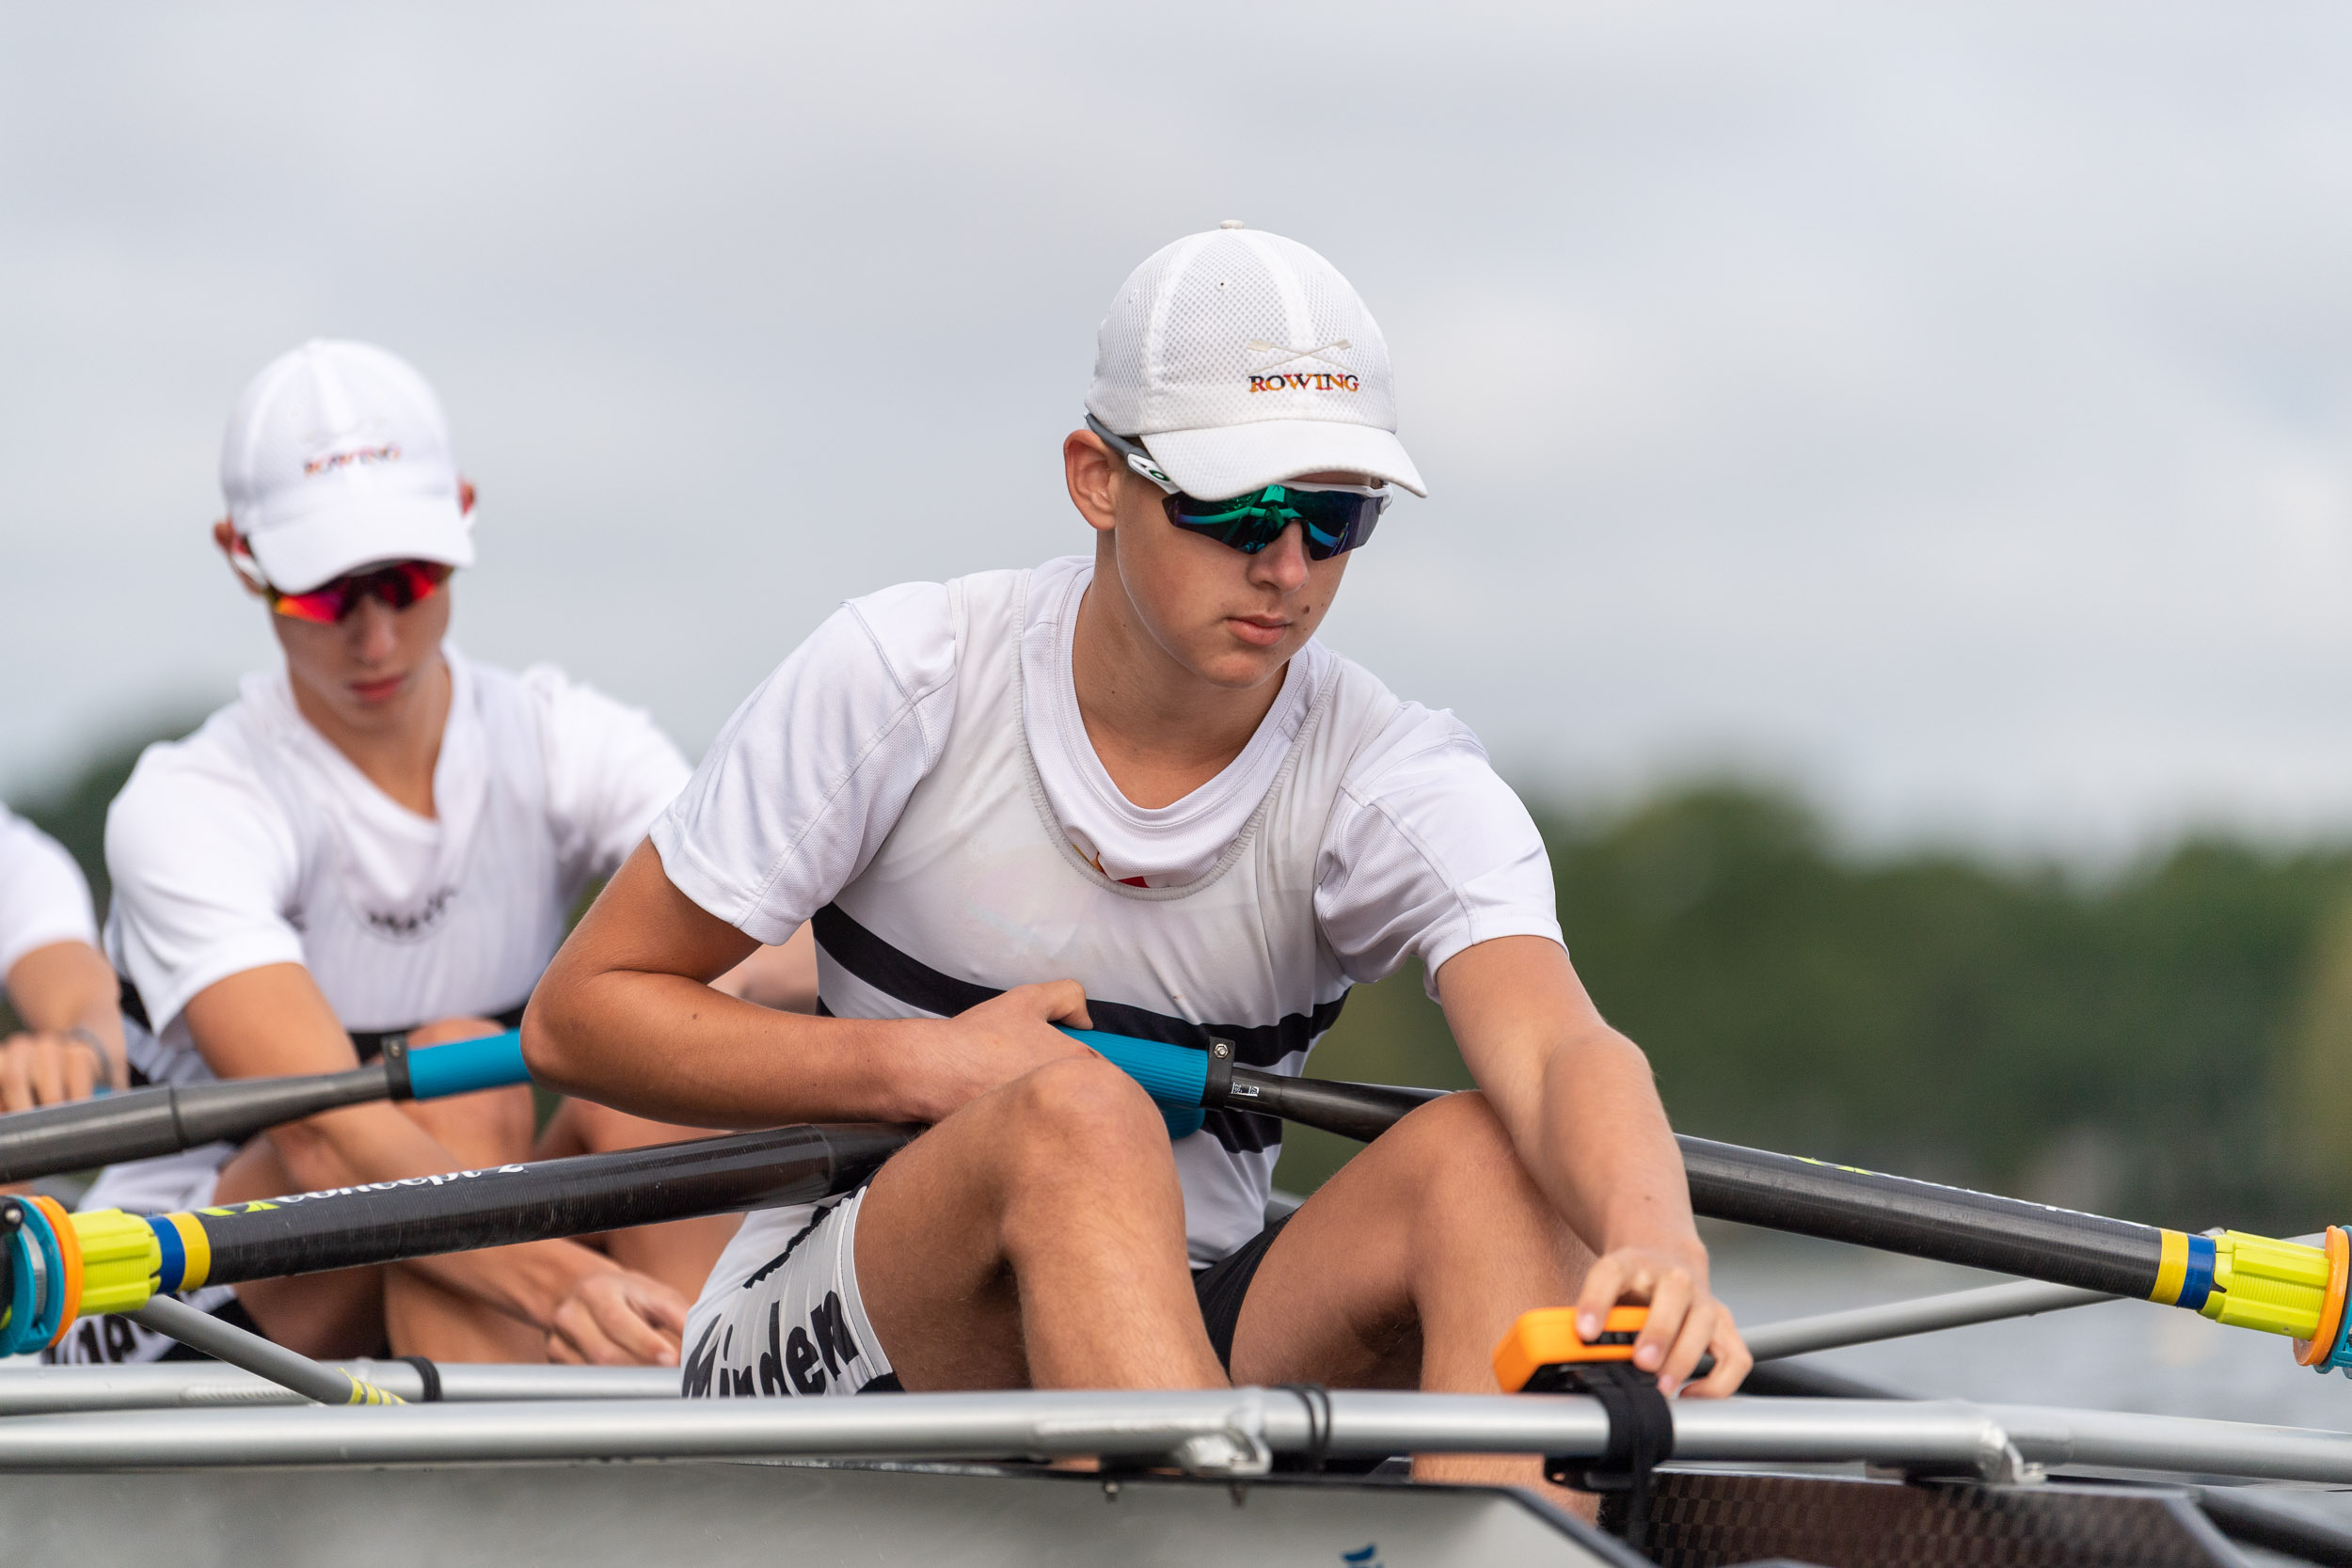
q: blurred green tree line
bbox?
[21,724,2352,1230]
[1285,784,2352,1233]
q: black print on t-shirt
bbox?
[364,885,456,941]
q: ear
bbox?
[1063,430,1120,537]
[457,478,477,517]
[213,520,269,599]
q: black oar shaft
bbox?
[0,1067,390,1183]
[1676,1134,2165,1298]
[184,1124,914,1287]
[1212,1069,2173,1300]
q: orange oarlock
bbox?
[2296,1227,2351,1368]
[26,1195,83,1348]
[1492,1305,1650,1393]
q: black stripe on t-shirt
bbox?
[809,902,1345,1156]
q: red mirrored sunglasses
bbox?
[254,559,453,625]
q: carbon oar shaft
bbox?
[0,1030,532,1184]
[1168,1046,2336,1354]
[178,1123,912,1287]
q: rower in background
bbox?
[0,809,125,1110]
[53,340,815,1370]
[529,225,1750,1509]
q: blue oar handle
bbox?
[1057,1027,1211,1139]
[395,1030,532,1101]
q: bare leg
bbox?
[535,1098,740,1294]
[1226,1092,1599,1513]
[853,1054,1225,1391]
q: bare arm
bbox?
[1437,935,1749,1396]
[526,842,1093,1127]
[710,923,820,1014]
[183,963,665,1348]
[0,940,129,1108]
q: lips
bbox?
[348,674,406,704]
[1228,616,1289,649]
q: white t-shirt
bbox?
[0,811,98,980]
[656,556,1563,1276]
[660,555,1561,985]
[103,646,691,1085]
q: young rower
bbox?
[0,810,126,1109]
[528,227,1750,1493]
[55,340,801,1368]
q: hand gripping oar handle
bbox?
[0,1030,532,1186]
[1057,1027,1446,1142]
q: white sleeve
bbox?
[524,664,695,888]
[0,812,99,979]
[103,749,305,1034]
[1315,704,1565,996]
[650,581,961,945]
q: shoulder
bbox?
[834,578,967,697]
[105,702,296,872]
[493,654,664,740]
[0,811,82,891]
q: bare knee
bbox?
[1386,1092,1545,1219]
[997,1055,1173,1186]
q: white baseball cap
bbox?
[1087,223,1426,501]
[220,340,475,593]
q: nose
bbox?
[1248,521,1312,592]
[344,595,401,663]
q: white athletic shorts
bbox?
[681,1186,895,1398]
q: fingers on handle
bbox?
[1040,979,1091,1031]
[1573,1254,1630,1338]
[1634,1271,1692,1377]
[62,1042,94,1103]
[0,1043,31,1113]
[1685,1315,1752,1399]
[31,1037,68,1108]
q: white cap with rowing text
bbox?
[1087,223,1426,501]
[220,340,475,593]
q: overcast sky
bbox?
[8,3,2352,857]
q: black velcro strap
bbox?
[395,1354,443,1402]
[1529,1361,1674,1553]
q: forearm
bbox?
[1441,935,1704,1262]
[1523,1027,1704,1262]
[7,942,127,1081]
[266,1102,617,1324]
[527,964,944,1127]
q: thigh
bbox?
[1229,1092,1592,1391]
[849,1097,1044,1391]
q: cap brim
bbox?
[1142,420,1426,500]
[246,496,476,593]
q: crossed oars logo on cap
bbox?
[1247,338,1353,372]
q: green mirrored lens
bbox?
[1167,485,1381,559]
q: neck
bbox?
[287,653,453,818]
[1070,571,1286,812]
